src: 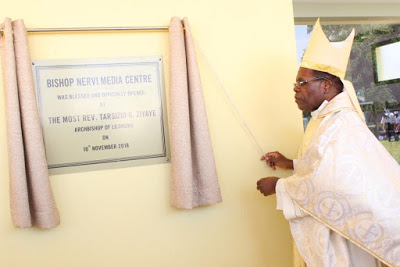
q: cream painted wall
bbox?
[0,0,303,266]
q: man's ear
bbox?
[322,80,333,94]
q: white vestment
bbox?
[276,91,400,267]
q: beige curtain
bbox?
[0,18,59,229]
[169,17,222,209]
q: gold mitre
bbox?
[300,19,355,79]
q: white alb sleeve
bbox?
[275,178,307,220]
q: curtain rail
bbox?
[0,26,169,35]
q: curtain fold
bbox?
[169,17,222,209]
[0,18,59,229]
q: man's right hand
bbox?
[260,151,294,170]
[257,177,280,196]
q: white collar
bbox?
[311,100,329,120]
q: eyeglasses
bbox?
[293,77,330,88]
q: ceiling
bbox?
[292,0,400,19]
[294,0,400,3]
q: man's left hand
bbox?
[256,177,280,196]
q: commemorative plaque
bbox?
[33,56,170,174]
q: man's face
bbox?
[294,67,326,112]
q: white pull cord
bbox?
[193,38,266,157]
